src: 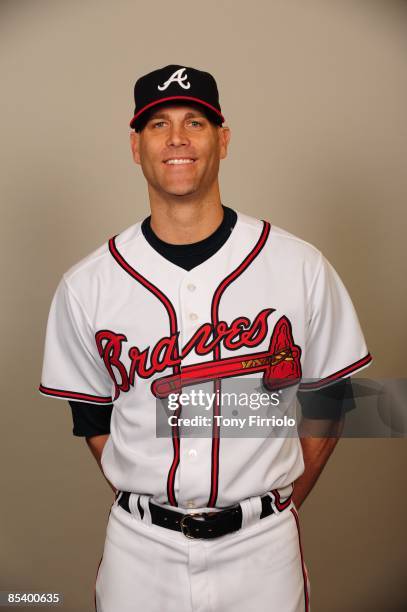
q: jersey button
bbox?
[187,283,196,292]
[186,500,196,509]
[189,312,198,321]
[188,448,197,460]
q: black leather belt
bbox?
[116,490,292,539]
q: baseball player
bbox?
[39,65,372,612]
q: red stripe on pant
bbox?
[94,554,103,612]
[290,506,310,612]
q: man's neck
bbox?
[147,187,224,245]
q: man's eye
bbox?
[150,119,203,128]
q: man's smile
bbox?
[163,158,197,165]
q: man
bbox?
[39,64,372,612]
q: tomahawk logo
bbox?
[158,67,191,91]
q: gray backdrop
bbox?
[1,1,406,610]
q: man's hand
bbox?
[292,415,345,510]
[85,434,117,495]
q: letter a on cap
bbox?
[157,68,191,91]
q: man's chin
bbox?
[163,185,198,198]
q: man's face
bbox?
[130,104,231,198]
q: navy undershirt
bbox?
[141,205,237,270]
[69,206,352,437]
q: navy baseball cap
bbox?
[129,64,225,131]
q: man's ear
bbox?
[130,131,141,165]
[219,126,231,160]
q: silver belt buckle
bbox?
[180,512,207,539]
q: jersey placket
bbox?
[174,219,271,509]
[175,272,214,510]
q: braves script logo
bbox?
[95,308,276,401]
[157,67,191,91]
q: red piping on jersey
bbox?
[272,488,293,512]
[108,236,181,506]
[207,220,271,507]
[39,384,113,404]
[298,353,372,391]
[291,507,310,612]
[129,96,225,128]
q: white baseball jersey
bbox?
[39,211,372,509]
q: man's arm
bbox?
[86,434,117,495]
[292,415,345,509]
[68,401,117,494]
[292,379,353,509]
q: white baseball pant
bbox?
[95,493,311,612]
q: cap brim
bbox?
[129,96,225,130]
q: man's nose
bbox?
[166,123,190,147]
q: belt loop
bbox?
[138,494,152,526]
[267,490,279,515]
[128,493,142,519]
[240,495,262,529]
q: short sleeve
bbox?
[299,254,372,392]
[39,277,113,404]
